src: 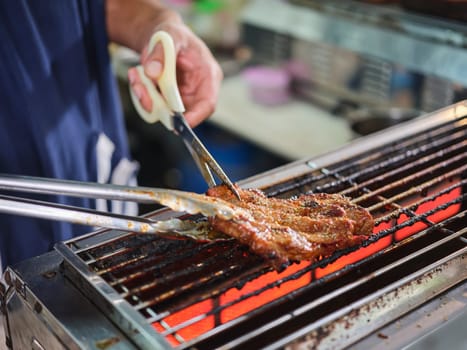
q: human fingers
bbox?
[128,32,182,115]
[140,26,186,80]
[177,53,223,127]
[136,30,185,112]
[142,42,164,80]
[184,98,217,127]
[128,67,153,112]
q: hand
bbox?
[128,21,223,128]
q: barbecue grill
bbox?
[1,101,466,349]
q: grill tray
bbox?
[55,101,467,349]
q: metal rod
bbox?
[342,140,466,196]
[110,242,233,288]
[103,240,230,282]
[134,264,244,311]
[73,231,137,256]
[0,194,196,236]
[290,123,467,196]
[368,175,466,214]
[0,173,242,220]
[373,181,466,224]
[353,155,467,204]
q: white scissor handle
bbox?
[129,31,185,130]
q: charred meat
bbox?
[206,185,374,268]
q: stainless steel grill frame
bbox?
[3,101,467,350]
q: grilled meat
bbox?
[206,185,374,268]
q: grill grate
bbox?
[58,107,466,349]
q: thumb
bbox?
[142,42,164,80]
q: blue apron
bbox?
[0,0,138,267]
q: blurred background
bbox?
[111,0,467,212]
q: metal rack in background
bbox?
[240,0,467,112]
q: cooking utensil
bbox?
[0,194,218,240]
[0,174,248,240]
[0,174,244,219]
[129,31,240,199]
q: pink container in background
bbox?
[242,66,291,106]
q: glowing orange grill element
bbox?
[396,182,461,241]
[151,178,462,347]
[219,261,312,324]
[153,299,214,346]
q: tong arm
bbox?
[0,195,219,241]
[0,174,247,220]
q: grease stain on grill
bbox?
[95,336,121,349]
[41,270,57,279]
[33,301,42,314]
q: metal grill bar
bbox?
[124,246,255,306]
[373,180,466,223]
[91,237,203,276]
[74,231,137,256]
[315,131,466,195]
[82,235,163,268]
[341,139,466,197]
[145,264,272,325]
[102,240,235,284]
[88,236,272,317]
[266,116,466,197]
[353,155,466,205]
[133,264,242,310]
[375,201,465,241]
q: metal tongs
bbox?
[0,174,247,241]
[129,31,240,199]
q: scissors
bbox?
[129,31,240,199]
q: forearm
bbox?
[105,0,183,53]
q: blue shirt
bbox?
[0,0,138,267]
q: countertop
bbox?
[210,76,353,161]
